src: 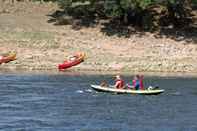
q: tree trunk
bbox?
[123,13,128,25]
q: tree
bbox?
[56,0,194,29]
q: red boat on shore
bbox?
[0,52,16,64]
[58,52,85,71]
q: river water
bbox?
[0,72,197,131]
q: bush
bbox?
[56,0,194,29]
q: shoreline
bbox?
[1,61,197,74]
[0,2,197,76]
[1,66,197,78]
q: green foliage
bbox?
[104,0,122,17]
[56,0,194,29]
[32,0,58,2]
[163,0,193,26]
[57,0,72,9]
[57,0,157,18]
[192,0,197,4]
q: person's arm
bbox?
[126,83,134,89]
[132,80,136,87]
[114,81,120,88]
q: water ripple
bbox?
[0,73,197,130]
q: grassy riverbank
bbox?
[0,2,197,73]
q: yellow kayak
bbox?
[91,84,164,95]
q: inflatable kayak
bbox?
[0,52,16,64]
[58,52,85,71]
[91,84,164,95]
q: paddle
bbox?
[100,81,117,88]
[147,85,160,90]
[126,84,135,90]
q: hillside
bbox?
[0,1,197,73]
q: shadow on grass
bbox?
[154,25,197,43]
[47,10,98,30]
[47,10,197,43]
[99,19,146,38]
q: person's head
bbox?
[136,75,140,79]
[115,75,121,80]
[134,75,139,80]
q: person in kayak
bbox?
[114,75,125,89]
[132,75,144,90]
[139,75,144,90]
[132,75,140,90]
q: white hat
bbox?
[115,75,121,79]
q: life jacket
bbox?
[115,79,124,89]
[139,76,144,90]
[139,75,144,90]
[133,79,140,90]
[132,79,136,87]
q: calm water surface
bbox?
[0,72,197,131]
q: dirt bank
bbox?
[0,2,197,73]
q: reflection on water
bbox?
[0,72,197,131]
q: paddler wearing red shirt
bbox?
[114,75,125,89]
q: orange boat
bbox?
[0,52,16,64]
[58,52,85,71]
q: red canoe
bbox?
[0,52,16,64]
[58,52,85,71]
